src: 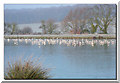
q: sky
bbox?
[4,4,74,9]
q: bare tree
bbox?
[62,7,92,34]
[46,19,57,34]
[22,27,33,34]
[4,23,12,35]
[89,17,99,34]
[39,19,57,34]
[93,4,116,34]
[4,23,18,35]
[11,23,18,35]
[39,20,47,34]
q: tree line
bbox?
[4,4,116,35]
[62,4,116,34]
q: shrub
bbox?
[5,56,50,79]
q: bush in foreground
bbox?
[5,57,50,79]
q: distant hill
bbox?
[4,4,94,24]
[4,4,116,24]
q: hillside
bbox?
[4,4,94,24]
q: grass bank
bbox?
[4,34,116,39]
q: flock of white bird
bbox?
[5,38,116,47]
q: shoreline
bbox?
[4,34,116,39]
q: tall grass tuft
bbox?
[5,56,50,79]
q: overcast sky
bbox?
[4,4,74,9]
